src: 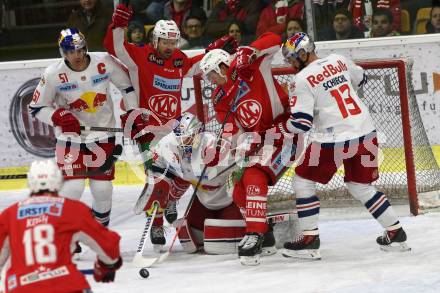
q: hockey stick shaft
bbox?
[80,269,94,275]
[0,144,123,180]
[136,204,157,254]
[80,126,123,133]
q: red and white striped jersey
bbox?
[0,194,120,293]
[287,53,376,143]
[104,26,203,126]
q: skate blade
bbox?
[282,249,321,260]
[261,246,277,256]
[153,244,164,253]
[240,255,261,266]
[380,242,411,252]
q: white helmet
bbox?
[173,113,203,153]
[153,20,181,49]
[27,160,63,194]
[200,49,231,80]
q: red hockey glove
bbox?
[206,35,238,54]
[120,109,153,143]
[93,257,123,283]
[51,108,81,135]
[144,179,171,216]
[275,0,288,24]
[235,46,257,81]
[112,3,133,28]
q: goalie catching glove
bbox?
[112,3,133,28]
[93,257,123,283]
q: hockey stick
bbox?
[139,80,247,268]
[0,144,123,180]
[80,126,123,133]
[80,269,94,275]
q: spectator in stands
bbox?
[228,21,243,45]
[314,0,350,40]
[256,0,304,36]
[426,6,440,34]
[127,21,147,46]
[144,0,167,24]
[205,0,264,38]
[67,0,112,51]
[180,13,212,49]
[146,25,155,44]
[370,8,399,37]
[322,9,364,40]
[162,0,207,31]
[284,18,305,40]
[349,0,400,34]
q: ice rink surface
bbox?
[1,185,439,293]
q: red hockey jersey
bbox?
[0,194,120,293]
[212,33,290,136]
[104,26,203,126]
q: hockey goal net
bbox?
[192,59,440,215]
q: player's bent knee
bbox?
[346,181,377,204]
[204,218,246,254]
[59,179,86,200]
[293,175,316,198]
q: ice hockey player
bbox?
[104,3,238,240]
[0,160,122,293]
[280,32,410,259]
[199,32,299,265]
[135,112,277,256]
[29,28,138,231]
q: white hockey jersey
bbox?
[151,132,236,210]
[287,53,376,143]
[29,52,138,143]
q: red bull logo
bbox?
[69,92,107,113]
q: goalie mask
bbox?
[282,32,315,70]
[200,49,231,82]
[173,113,204,155]
[27,160,63,194]
[58,28,87,58]
[153,19,181,49]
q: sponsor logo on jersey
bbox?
[306,60,348,87]
[148,94,178,119]
[91,73,109,85]
[214,88,225,104]
[20,265,69,286]
[236,100,262,128]
[230,68,238,81]
[8,275,17,290]
[153,75,181,92]
[322,75,348,91]
[69,92,107,113]
[148,53,164,66]
[57,82,79,92]
[17,202,63,219]
[173,58,183,68]
[246,185,261,196]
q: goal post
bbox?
[193,58,440,216]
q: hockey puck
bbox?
[139,268,150,279]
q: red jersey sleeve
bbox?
[183,53,204,77]
[0,209,10,270]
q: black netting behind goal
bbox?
[193,59,440,215]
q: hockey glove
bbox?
[93,257,123,283]
[206,35,238,54]
[112,3,133,28]
[120,109,153,143]
[51,108,81,135]
[235,46,257,81]
[144,179,171,216]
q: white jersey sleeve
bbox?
[290,53,375,143]
[286,76,315,133]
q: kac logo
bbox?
[236,100,262,128]
[148,94,178,119]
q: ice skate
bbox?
[282,234,321,260]
[151,226,166,253]
[377,227,410,252]
[238,233,264,266]
[164,200,178,224]
[261,228,277,256]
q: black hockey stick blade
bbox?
[80,269,94,275]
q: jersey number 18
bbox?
[23,224,57,266]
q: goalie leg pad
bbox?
[204,218,246,254]
[347,182,399,228]
[177,219,203,253]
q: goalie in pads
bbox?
[135,113,277,256]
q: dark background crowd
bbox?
[0,0,440,61]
